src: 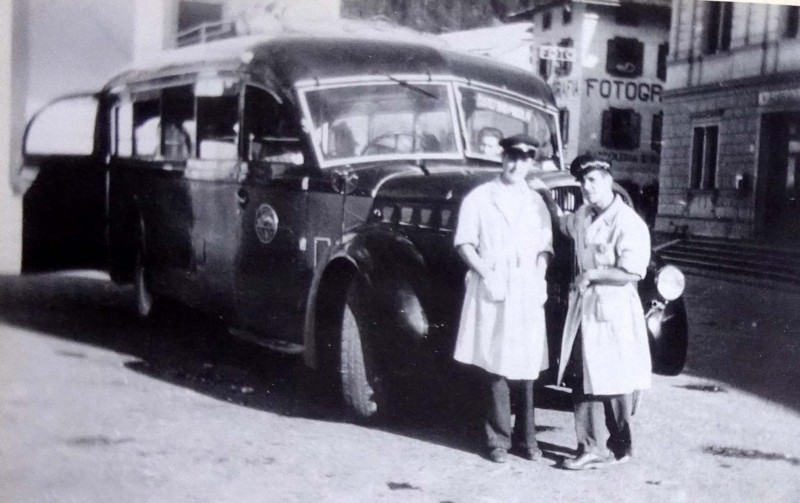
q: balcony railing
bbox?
[175,20,238,47]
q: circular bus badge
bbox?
[254,203,279,244]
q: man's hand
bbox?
[573,267,641,292]
[573,270,594,294]
[483,272,506,302]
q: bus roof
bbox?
[104,33,554,106]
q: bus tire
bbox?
[340,285,381,420]
[134,245,159,319]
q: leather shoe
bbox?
[610,453,632,465]
[523,447,543,461]
[563,452,610,470]
[488,448,508,463]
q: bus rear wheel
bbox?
[134,246,159,319]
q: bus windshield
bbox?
[458,86,561,170]
[301,81,460,167]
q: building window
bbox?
[601,108,641,150]
[543,11,552,30]
[556,38,574,76]
[690,125,719,189]
[606,37,644,78]
[785,6,799,38]
[704,1,733,54]
[178,1,223,33]
[651,112,663,153]
[563,6,572,25]
[657,42,669,81]
[559,108,570,145]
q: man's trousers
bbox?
[484,371,536,451]
[567,330,633,459]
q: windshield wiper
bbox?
[385,75,438,100]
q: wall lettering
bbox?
[598,150,638,163]
[550,79,580,99]
[585,78,662,103]
[597,150,661,165]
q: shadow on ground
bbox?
[0,273,574,458]
[680,275,800,413]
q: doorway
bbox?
[757,112,800,242]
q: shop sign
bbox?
[539,45,576,62]
[758,88,800,107]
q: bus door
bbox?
[233,85,312,345]
[19,94,108,273]
[112,78,243,313]
[109,85,196,303]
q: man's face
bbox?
[580,169,614,205]
[501,150,536,184]
[479,135,503,158]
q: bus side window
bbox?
[111,100,134,158]
[197,94,239,160]
[25,96,98,156]
[243,86,302,164]
[132,95,160,159]
[161,85,194,161]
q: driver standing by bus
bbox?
[453,134,553,463]
[542,154,652,470]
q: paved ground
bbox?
[0,269,799,503]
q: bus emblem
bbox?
[254,204,279,244]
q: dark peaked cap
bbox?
[499,134,541,154]
[569,153,612,181]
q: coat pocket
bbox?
[593,287,627,321]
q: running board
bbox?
[227,327,305,355]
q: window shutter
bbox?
[632,40,644,77]
[657,43,668,81]
[720,3,733,51]
[601,110,612,147]
[651,113,663,153]
[606,39,618,75]
[631,111,642,149]
[538,56,549,79]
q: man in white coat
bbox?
[453,134,553,463]
[547,154,652,470]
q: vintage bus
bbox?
[17,32,688,418]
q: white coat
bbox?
[556,195,652,395]
[453,178,553,380]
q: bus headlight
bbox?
[655,265,685,301]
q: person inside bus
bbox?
[477,127,504,160]
[162,121,192,160]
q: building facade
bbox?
[655,0,800,241]
[526,0,670,193]
[443,0,671,222]
[134,0,342,60]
